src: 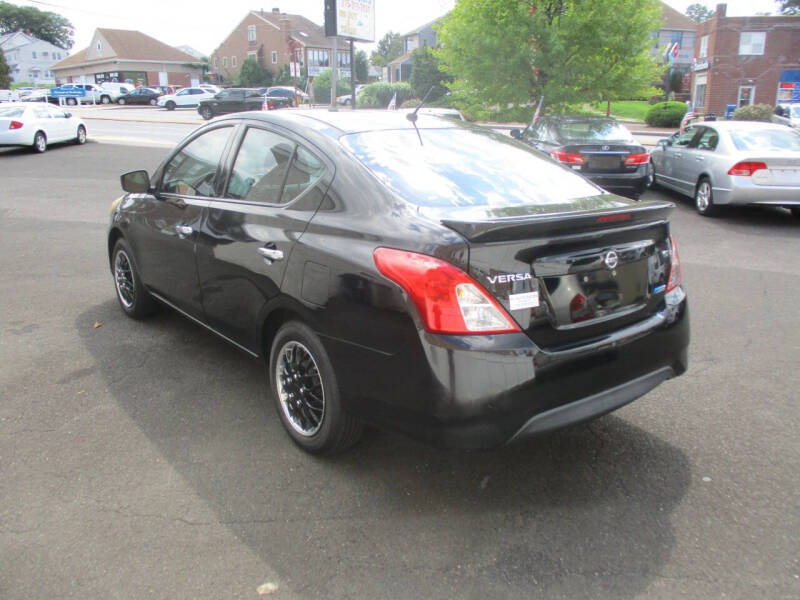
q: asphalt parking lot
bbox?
[1,135,799,599]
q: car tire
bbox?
[75,125,86,145]
[118,98,126,105]
[647,161,657,188]
[32,131,47,153]
[165,101,176,111]
[66,97,77,106]
[199,106,213,120]
[695,177,718,217]
[149,98,157,106]
[101,95,111,104]
[269,321,363,455]
[111,239,158,319]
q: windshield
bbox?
[0,106,25,117]
[729,128,800,151]
[341,128,604,209]
[554,120,635,143]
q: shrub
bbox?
[645,101,688,127]
[732,103,774,122]
[400,98,421,108]
[358,81,413,108]
[312,69,351,104]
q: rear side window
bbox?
[161,126,233,197]
[227,127,326,204]
[341,128,602,209]
[729,128,800,151]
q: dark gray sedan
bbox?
[650,121,800,217]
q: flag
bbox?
[387,93,397,110]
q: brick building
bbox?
[49,29,203,87]
[690,3,800,117]
[210,8,350,84]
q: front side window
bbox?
[674,127,697,147]
[739,32,765,55]
[227,128,325,204]
[699,35,709,58]
[694,128,719,151]
[161,127,233,197]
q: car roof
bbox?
[694,120,794,131]
[214,109,463,139]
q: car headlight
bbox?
[109,196,123,214]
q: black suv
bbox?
[512,116,650,199]
[109,110,689,454]
[197,88,289,120]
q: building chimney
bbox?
[280,15,291,42]
[715,3,726,18]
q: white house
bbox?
[0,31,68,85]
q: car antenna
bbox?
[406,86,435,146]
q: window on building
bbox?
[248,25,256,42]
[694,76,707,108]
[42,51,49,57]
[248,51,257,62]
[31,51,37,59]
[223,56,228,68]
[232,55,237,67]
[272,50,278,64]
[96,41,102,53]
[670,31,683,47]
[739,32,765,55]
[213,56,218,69]
[338,52,350,68]
[699,35,709,58]
[737,85,755,107]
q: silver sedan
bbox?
[650,120,800,217]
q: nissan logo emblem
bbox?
[604,251,619,269]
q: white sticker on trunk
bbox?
[509,291,540,311]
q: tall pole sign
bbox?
[324,1,376,110]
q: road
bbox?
[1,132,798,599]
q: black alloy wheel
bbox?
[101,95,111,104]
[111,240,158,319]
[118,98,126,105]
[269,321,363,454]
[32,131,47,153]
[646,161,656,188]
[165,101,176,111]
[200,106,213,120]
[75,125,87,145]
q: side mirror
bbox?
[63,112,71,118]
[121,170,151,193]
[510,128,522,139]
[658,139,670,148]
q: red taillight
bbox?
[373,248,520,335]
[666,235,682,293]
[550,150,585,165]
[727,161,767,176]
[9,120,23,130]
[624,152,650,165]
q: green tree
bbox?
[409,46,450,100]
[686,3,715,23]
[312,68,351,104]
[370,31,404,67]
[236,58,273,87]
[0,49,10,88]
[437,0,662,114]
[0,1,74,49]
[779,0,800,14]
[355,49,369,82]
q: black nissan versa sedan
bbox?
[108,109,689,454]
[511,116,651,200]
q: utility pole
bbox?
[350,39,355,109]
[330,36,338,111]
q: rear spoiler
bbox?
[440,200,674,243]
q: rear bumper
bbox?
[715,178,800,206]
[326,285,689,449]
[584,167,648,198]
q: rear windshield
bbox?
[341,128,603,208]
[555,120,634,143]
[0,106,24,117]
[729,127,800,151]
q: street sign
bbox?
[324,0,375,42]
[50,88,86,98]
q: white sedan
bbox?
[157,87,215,110]
[0,103,87,152]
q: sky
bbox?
[8,0,787,58]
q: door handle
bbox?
[174,225,193,237]
[258,246,284,263]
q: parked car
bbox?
[107,109,688,454]
[99,82,135,101]
[157,87,215,110]
[649,120,800,217]
[775,103,800,128]
[0,103,87,152]
[266,86,308,106]
[52,83,114,105]
[511,116,650,200]
[0,89,19,102]
[20,88,49,102]
[336,84,365,105]
[151,85,178,96]
[117,88,161,105]
[197,88,267,119]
